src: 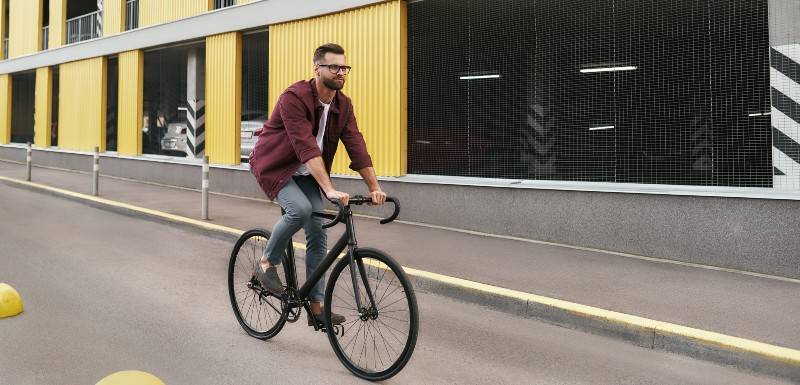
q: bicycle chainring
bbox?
[281,288,302,323]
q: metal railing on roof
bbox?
[66,10,102,44]
[215,0,236,9]
[126,0,139,30]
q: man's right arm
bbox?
[280,92,324,164]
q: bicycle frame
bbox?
[281,204,376,319]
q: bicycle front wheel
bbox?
[325,248,419,381]
[228,229,288,340]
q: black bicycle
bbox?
[227,196,418,381]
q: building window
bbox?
[126,0,139,30]
[408,0,771,188]
[215,0,236,9]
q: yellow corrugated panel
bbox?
[59,57,108,152]
[206,32,242,165]
[49,0,66,49]
[0,0,5,60]
[34,67,52,148]
[0,74,10,143]
[139,0,212,28]
[9,0,43,57]
[117,50,144,156]
[236,0,259,4]
[104,0,125,37]
[269,1,407,177]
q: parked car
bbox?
[161,110,267,159]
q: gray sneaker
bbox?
[253,259,284,294]
[308,310,346,327]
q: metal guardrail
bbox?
[126,0,139,30]
[66,10,102,44]
[42,26,49,50]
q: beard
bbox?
[322,76,345,90]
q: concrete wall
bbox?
[2,146,798,280]
[769,0,800,46]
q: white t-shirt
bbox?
[295,101,331,176]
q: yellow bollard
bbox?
[0,283,23,318]
[96,371,166,385]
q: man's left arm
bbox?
[341,104,385,205]
[357,166,386,205]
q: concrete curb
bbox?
[2,176,799,382]
[406,268,800,382]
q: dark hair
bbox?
[313,43,345,64]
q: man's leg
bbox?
[295,176,327,309]
[295,176,345,326]
[256,178,313,292]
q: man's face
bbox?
[315,52,347,91]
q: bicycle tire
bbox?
[228,229,289,340]
[324,248,419,381]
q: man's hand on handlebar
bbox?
[326,189,350,206]
[368,189,387,205]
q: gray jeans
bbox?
[262,175,327,302]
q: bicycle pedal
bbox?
[310,320,326,332]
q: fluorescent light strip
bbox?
[748,112,771,117]
[459,74,501,80]
[589,126,615,131]
[580,66,637,73]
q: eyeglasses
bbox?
[318,64,352,75]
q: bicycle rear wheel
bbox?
[325,248,419,381]
[228,229,288,339]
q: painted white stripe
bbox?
[770,107,800,145]
[93,164,99,172]
[770,68,800,105]
[774,44,800,67]
[202,179,209,189]
[772,147,800,189]
[773,175,793,189]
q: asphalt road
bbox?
[0,184,790,385]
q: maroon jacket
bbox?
[250,79,373,200]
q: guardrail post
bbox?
[93,147,99,196]
[26,142,31,181]
[202,156,209,220]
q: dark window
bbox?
[215,0,236,9]
[408,0,771,187]
[126,0,139,31]
[242,31,269,118]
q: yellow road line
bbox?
[2,175,799,366]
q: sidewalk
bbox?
[1,159,799,380]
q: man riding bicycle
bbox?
[249,43,387,327]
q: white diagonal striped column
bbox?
[187,99,205,157]
[186,48,206,158]
[770,44,800,189]
[96,0,104,38]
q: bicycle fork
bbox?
[345,213,379,321]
